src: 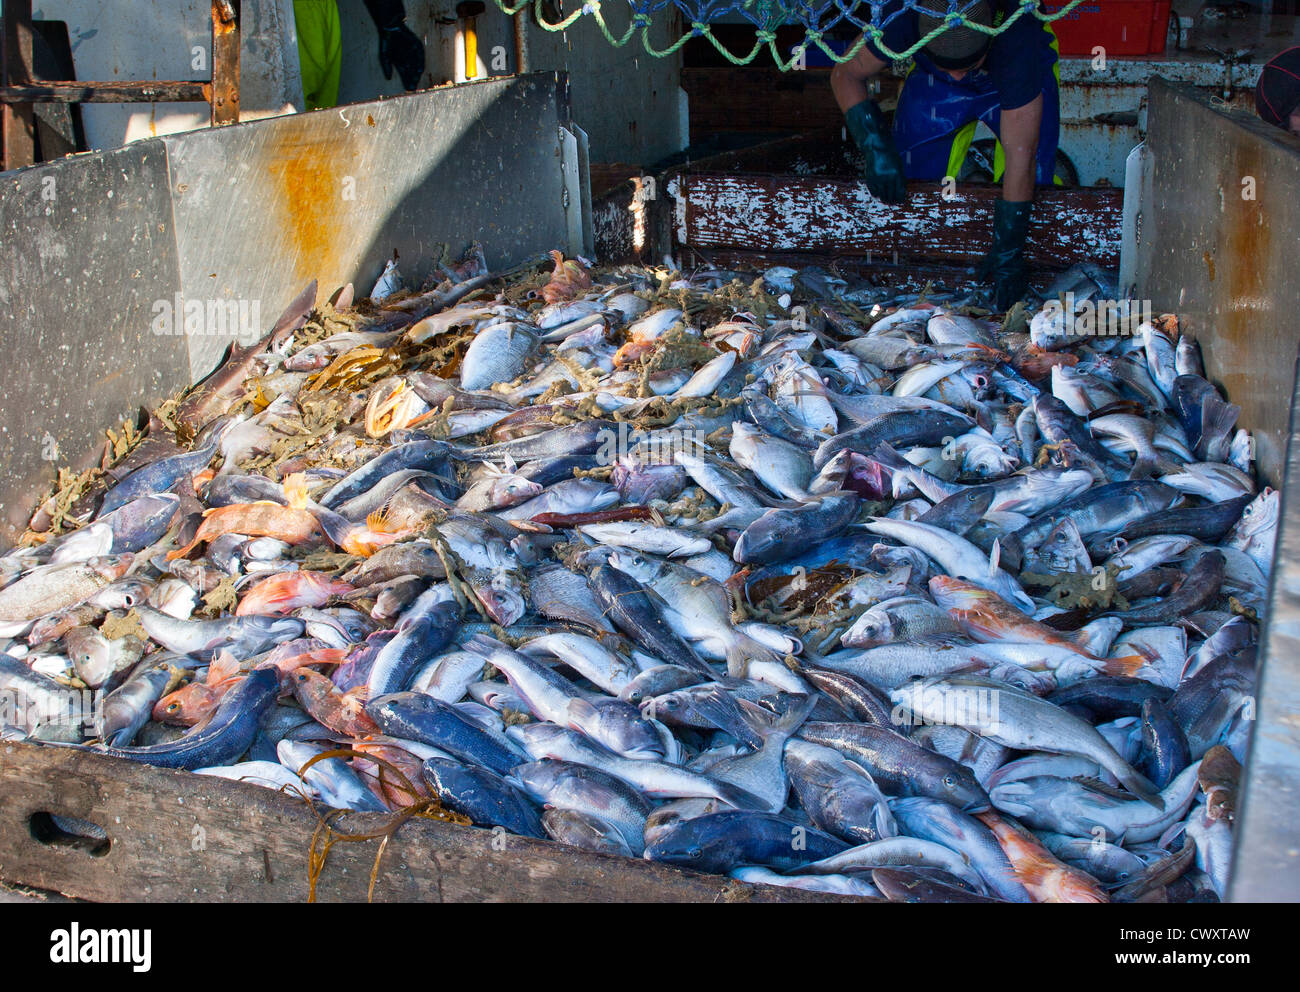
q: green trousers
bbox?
[294,0,342,110]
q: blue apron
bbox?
[892,22,1061,185]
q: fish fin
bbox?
[1100,654,1148,678]
[208,649,240,685]
[462,633,506,657]
[998,534,1024,573]
[988,539,1001,578]
[566,696,600,730]
[366,507,396,534]
[345,684,370,703]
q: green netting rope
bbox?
[492,0,1088,71]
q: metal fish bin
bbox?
[0,70,1293,902]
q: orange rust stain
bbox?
[366,114,376,127]
[1221,144,1268,353]
[266,125,352,297]
[1203,251,1215,282]
[1215,142,1272,466]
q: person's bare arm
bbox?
[999,94,1043,201]
[831,45,889,113]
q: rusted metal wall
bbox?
[0,73,584,547]
[1138,77,1299,488]
[160,72,579,379]
[1138,78,1300,903]
[0,140,190,548]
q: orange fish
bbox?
[1014,344,1079,382]
[540,249,591,304]
[265,645,347,680]
[930,576,1096,657]
[929,575,1147,677]
[167,502,321,560]
[153,650,243,725]
[976,810,1109,903]
[153,677,242,725]
[351,737,431,809]
[289,668,378,737]
[235,570,354,616]
[334,509,419,557]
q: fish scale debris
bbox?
[0,252,1270,903]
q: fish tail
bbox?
[708,778,766,810]
[1114,763,1166,810]
[1197,399,1241,455]
[734,691,816,741]
[312,506,356,549]
[1128,452,1158,480]
[165,535,202,561]
[724,635,781,682]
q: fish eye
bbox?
[688,847,703,860]
[166,703,181,714]
[123,595,135,606]
[944,775,956,788]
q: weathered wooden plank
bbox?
[681,245,979,291]
[593,177,640,263]
[0,742,867,903]
[1,0,37,170]
[672,174,1122,268]
[0,81,211,104]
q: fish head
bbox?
[1237,488,1278,539]
[944,766,993,813]
[94,578,155,612]
[963,443,1020,480]
[506,758,563,800]
[152,683,213,725]
[66,627,111,687]
[731,521,784,565]
[926,575,982,611]
[592,704,665,760]
[986,780,1035,818]
[843,606,893,648]
[473,573,525,627]
[640,690,687,725]
[606,550,661,585]
[489,475,543,508]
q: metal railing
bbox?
[0,0,241,171]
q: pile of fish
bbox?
[0,249,1270,902]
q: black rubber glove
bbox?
[978,198,1033,310]
[364,0,425,91]
[844,99,906,205]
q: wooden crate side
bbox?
[0,743,866,903]
[672,174,1122,269]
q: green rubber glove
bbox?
[844,100,907,205]
[978,199,1033,310]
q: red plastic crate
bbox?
[1043,0,1172,56]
